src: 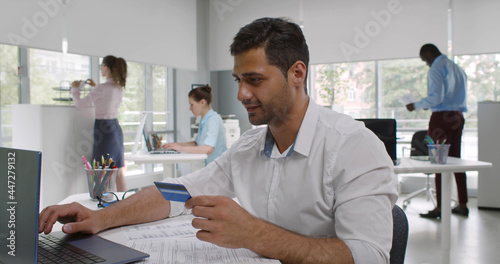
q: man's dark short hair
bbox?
[419,43,442,57]
[230,17,309,90]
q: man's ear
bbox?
[288,61,307,86]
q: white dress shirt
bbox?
[165,100,398,264]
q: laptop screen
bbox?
[0,147,42,263]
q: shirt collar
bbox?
[431,54,445,67]
[200,109,215,125]
[263,99,318,158]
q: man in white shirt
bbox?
[39,17,398,264]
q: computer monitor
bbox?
[357,118,397,164]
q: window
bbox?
[378,58,430,128]
[348,87,356,102]
[30,49,90,104]
[152,65,174,141]
[1,45,176,179]
[152,65,169,133]
[455,53,500,161]
[151,65,171,173]
[118,61,145,174]
[310,61,375,117]
[456,53,500,128]
[0,44,19,147]
[114,62,173,175]
[310,55,489,164]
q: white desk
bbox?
[57,193,279,263]
[394,157,492,264]
[126,153,207,178]
[57,193,184,243]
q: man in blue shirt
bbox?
[406,43,469,218]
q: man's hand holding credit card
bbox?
[154,182,192,202]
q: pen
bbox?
[424,135,434,145]
[437,139,447,162]
[82,156,92,171]
[103,154,110,168]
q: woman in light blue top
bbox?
[162,85,227,164]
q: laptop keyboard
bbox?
[38,234,106,264]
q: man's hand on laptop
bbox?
[38,202,104,235]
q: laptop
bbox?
[143,130,179,154]
[0,147,149,264]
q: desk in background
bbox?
[126,153,207,178]
[394,157,492,264]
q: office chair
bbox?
[402,130,436,209]
[390,205,409,264]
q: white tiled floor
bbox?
[397,194,500,264]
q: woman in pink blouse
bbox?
[71,55,128,191]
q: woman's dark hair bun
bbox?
[189,84,213,105]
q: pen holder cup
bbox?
[85,168,118,200]
[428,144,451,164]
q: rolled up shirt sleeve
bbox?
[331,126,397,263]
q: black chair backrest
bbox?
[390,205,409,264]
[410,130,428,156]
[357,119,397,162]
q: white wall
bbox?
[208,0,449,71]
[211,70,252,132]
[12,105,95,208]
[173,0,212,176]
[3,1,499,71]
[208,0,301,71]
[0,0,198,70]
[452,0,500,56]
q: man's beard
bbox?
[244,83,292,127]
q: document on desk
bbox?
[122,218,197,240]
[128,238,280,263]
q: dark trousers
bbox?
[428,111,468,207]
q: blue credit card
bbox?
[154,182,192,202]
